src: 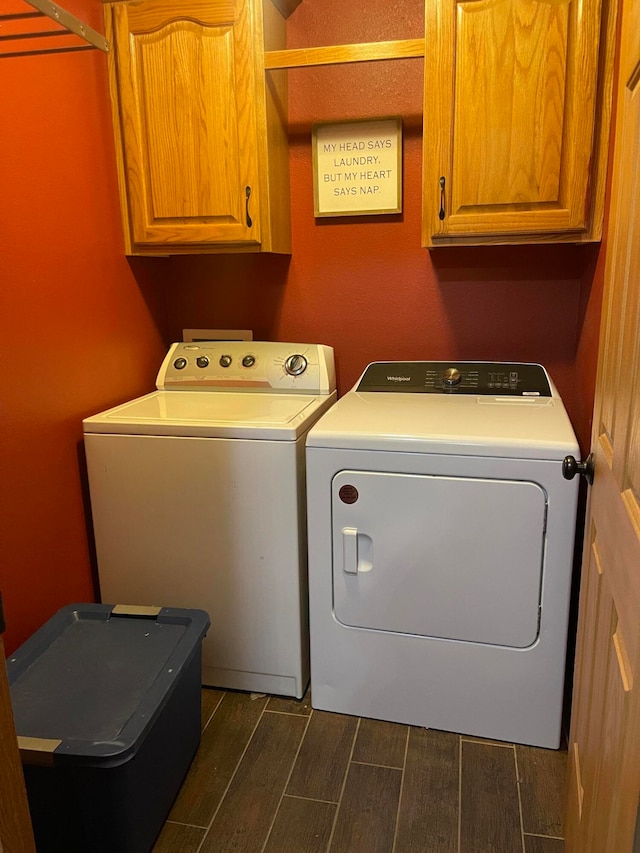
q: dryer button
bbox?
[339,485,359,504]
[173,357,187,370]
[196,356,210,368]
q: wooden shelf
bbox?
[264,37,424,70]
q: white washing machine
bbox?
[83,341,336,698]
[306,361,579,747]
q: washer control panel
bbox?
[357,362,552,396]
[157,342,336,394]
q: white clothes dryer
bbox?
[84,341,336,698]
[306,361,579,747]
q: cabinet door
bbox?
[111,0,261,249]
[423,0,603,245]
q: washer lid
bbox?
[83,390,336,440]
[306,390,579,459]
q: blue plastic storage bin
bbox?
[7,603,210,853]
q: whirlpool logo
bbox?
[387,375,411,382]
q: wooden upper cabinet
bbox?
[422,0,617,246]
[106,0,291,255]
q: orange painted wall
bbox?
[0,2,169,653]
[166,0,602,452]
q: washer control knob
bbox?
[196,355,210,368]
[442,367,462,386]
[173,357,187,370]
[284,354,308,376]
[242,354,256,368]
[219,354,232,368]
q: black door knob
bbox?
[562,453,595,485]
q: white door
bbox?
[331,470,547,647]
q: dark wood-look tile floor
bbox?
[152,688,566,853]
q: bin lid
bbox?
[7,604,210,767]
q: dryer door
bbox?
[331,471,547,648]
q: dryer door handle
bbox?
[342,527,359,574]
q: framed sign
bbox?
[312,117,402,217]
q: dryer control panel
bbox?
[357,362,552,396]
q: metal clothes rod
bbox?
[0,44,95,59]
[1,0,110,55]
